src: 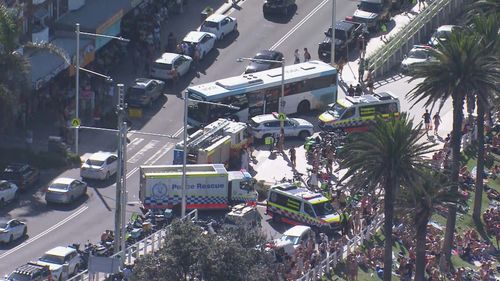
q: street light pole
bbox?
[114,84,125,254]
[181,92,188,218]
[75,23,80,155]
[280,59,285,113]
[331,0,336,65]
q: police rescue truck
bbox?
[266,183,341,232]
[318,92,400,132]
[139,164,257,210]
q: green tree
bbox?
[466,14,499,223]
[396,170,460,281]
[407,31,499,270]
[337,114,434,281]
[131,220,274,281]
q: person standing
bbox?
[294,49,300,64]
[422,109,431,135]
[303,48,311,62]
[365,69,374,93]
[347,84,355,96]
[358,58,365,83]
[289,147,296,167]
[265,134,274,152]
[355,84,363,96]
[433,112,442,135]
[278,128,285,153]
[240,146,249,171]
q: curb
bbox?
[216,0,242,15]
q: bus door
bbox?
[264,90,280,114]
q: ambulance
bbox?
[318,92,400,132]
[266,183,341,232]
[139,164,257,210]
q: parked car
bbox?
[0,163,40,191]
[80,152,118,181]
[273,225,313,255]
[263,0,296,16]
[0,180,18,206]
[0,219,27,244]
[248,113,314,140]
[4,262,51,281]
[126,78,165,108]
[200,14,237,40]
[244,50,284,74]
[36,246,82,280]
[45,178,87,204]
[401,45,435,74]
[150,53,192,81]
[428,25,461,47]
[181,31,216,60]
[222,204,261,229]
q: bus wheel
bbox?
[297,100,310,114]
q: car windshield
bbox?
[86,159,104,166]
[8,273,32,281]
[248,119,260,128]
[39,254,65,264]
[254,54,273,64]
[280,234,300,245]
[328,103,347,118]
[0,171,18,180]
[434,30,451,39]
[359,2,382,13]
[408,49,428,59]
[128,87,146,97]
[335,29,347,41]
[153,62,172,70]
[49,183,69,191]
[203,21,218,28]
[312,201,335,217]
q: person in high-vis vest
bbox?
[340,210,350,236]
[265,135,274,152]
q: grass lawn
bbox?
[324,153,500,280]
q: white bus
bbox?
[187,60,338,126]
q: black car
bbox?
[5,262,51,281]
[126,78,165,108]
[263,0,296,16]
[0,163,40,191]
[244,50,284,74]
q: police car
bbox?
[248,113,314,140]
[4,262,51,281]
[401,45,435,74]
[318,92,400,132]
[266,183,341,232]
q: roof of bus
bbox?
[187,60,337,100]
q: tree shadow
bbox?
[46,193,90,212]
[0,234,29,250]
[216,30,240,50]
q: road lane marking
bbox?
[126,167,139,179]
[172,128,183,138]
[127,140,159,164]
[126,137,144,152]
[0,205,88,260]
[269,0,330,50]
[144,143,175,166]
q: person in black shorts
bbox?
[422,109,431,135]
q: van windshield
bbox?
[359,2,382,13]
[312,201,334,217]
[280,234,300,245]
[327,103,346,118]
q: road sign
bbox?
[71,118,81,128]
[277,113,286,121]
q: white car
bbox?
[401,45,435,74]
[273,225,313,255]
[45,178,87,204]
[0,219,27,244]
[0,180,18,206]
[80,152,118,180]
[36,246,82,280]
[150,53,192,80]
[181,31,216,60]
[200,14,237,40]
[248,113,314,140]
[428,25,461,47]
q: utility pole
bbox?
[75,23,80,155]
[330,0,336,65]
[114,84,126,255]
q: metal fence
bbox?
[68,209,198,281]
[296,215,384,281]
[367,0,471,78]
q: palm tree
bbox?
[396,170,460,281]
[465,0,499,21]
[466,14,499,223]
[337,114,434,281]
[0,4,69,131]
[407,31,499,269]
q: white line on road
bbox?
[172,128,183,138]
[127,140,159,164]
[269,0,330,51]
[126,137,144,152]
[0,205,88,260]
[144,143,175,166]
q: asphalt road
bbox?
[0,0,454,276]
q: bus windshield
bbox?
[187,92,209,124]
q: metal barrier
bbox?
[68,209,198,281]
[296,215,384,281]
[367,0,470,78]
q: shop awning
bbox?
[24,47,69,90]
[51,36,94,66]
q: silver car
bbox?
[248,114,314,140]
[45,178,87,204]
